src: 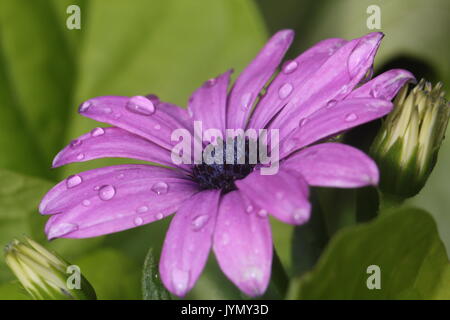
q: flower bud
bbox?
[4,237,96,300]
[370,79,450,197]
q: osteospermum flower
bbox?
[40,30,414,297]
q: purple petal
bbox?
[78,96,192,150]
[235,167,311,225]
[213,191,272,297]
[348,69,416,100]
[159,190,220,297]
[227,29,294,129]
[248,37,348,130]
[284,143,379,188]
[280,98,393,158]
[189,70,232,133]
[41,165,198,239]
[52,127,189,171]
[269,32,384,139]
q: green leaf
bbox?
[142,248,171,300]
[288,207,450,299]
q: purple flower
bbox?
[40,30,414,297]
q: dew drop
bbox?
[204,78,217,87]
[70,139,82,148]
[93,185,100,191]
[76,153,85,160]
[192,214,209,231]
[91,127,105,137]
[136,206,148,213]
[222,233,230,246]
[241,93,252,110]
[278,83,293,99]
[116,173,125,180]
[102,107,112,114]
[257,209,268,218]
[66,175,82,189]
[151,181,169,195]
[299,118,308,127]
[126,95,156,116]
[134,216,144,226]
[47,223,79,239]
[246,205,254,213]
[293,208,307,223]
[326,100,337,108]
[345,113,358,122]
[82,199,91,207]
[155,213,164,220]
[282,60,298,74]
[98,185,116,201]
[78,101,91,113]
[171,269,190,296]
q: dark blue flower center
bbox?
[191,138,259,193]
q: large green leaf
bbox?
[288,207,450,299]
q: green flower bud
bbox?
[371,79,450,198]
[4,237,96,300]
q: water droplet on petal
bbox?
[76,153,85,160]
[171,269,190,296]
[326,100,337,108]
[345,113,358,122]
[154,124,161,130]
[299,118,308,127]
[246,205,254,213]
[282,60,298,74]
[79,101,91,113]
[82,199,91,207]
[93,185,100,191]
[102,107,112,114]
[151,182,168,195]
[134,216,144,226]
[278,83,293,99]
[293,208,307,223]
[98,185,116,201]
[137,206,148,213]
[192,214,209,231]
[241,93,252,110]
[126,95,155,116]
[243,266,263,284]
[70,139,82,148]
[91,127,105,137]
[204,78,217,87]
[257,209,268,218]
[66,175,82,188]
[156,213,164,220]
[48,223,79,239]
[222,233,230,246]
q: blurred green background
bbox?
[0,0,449,299]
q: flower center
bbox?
[191,138,259,193]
